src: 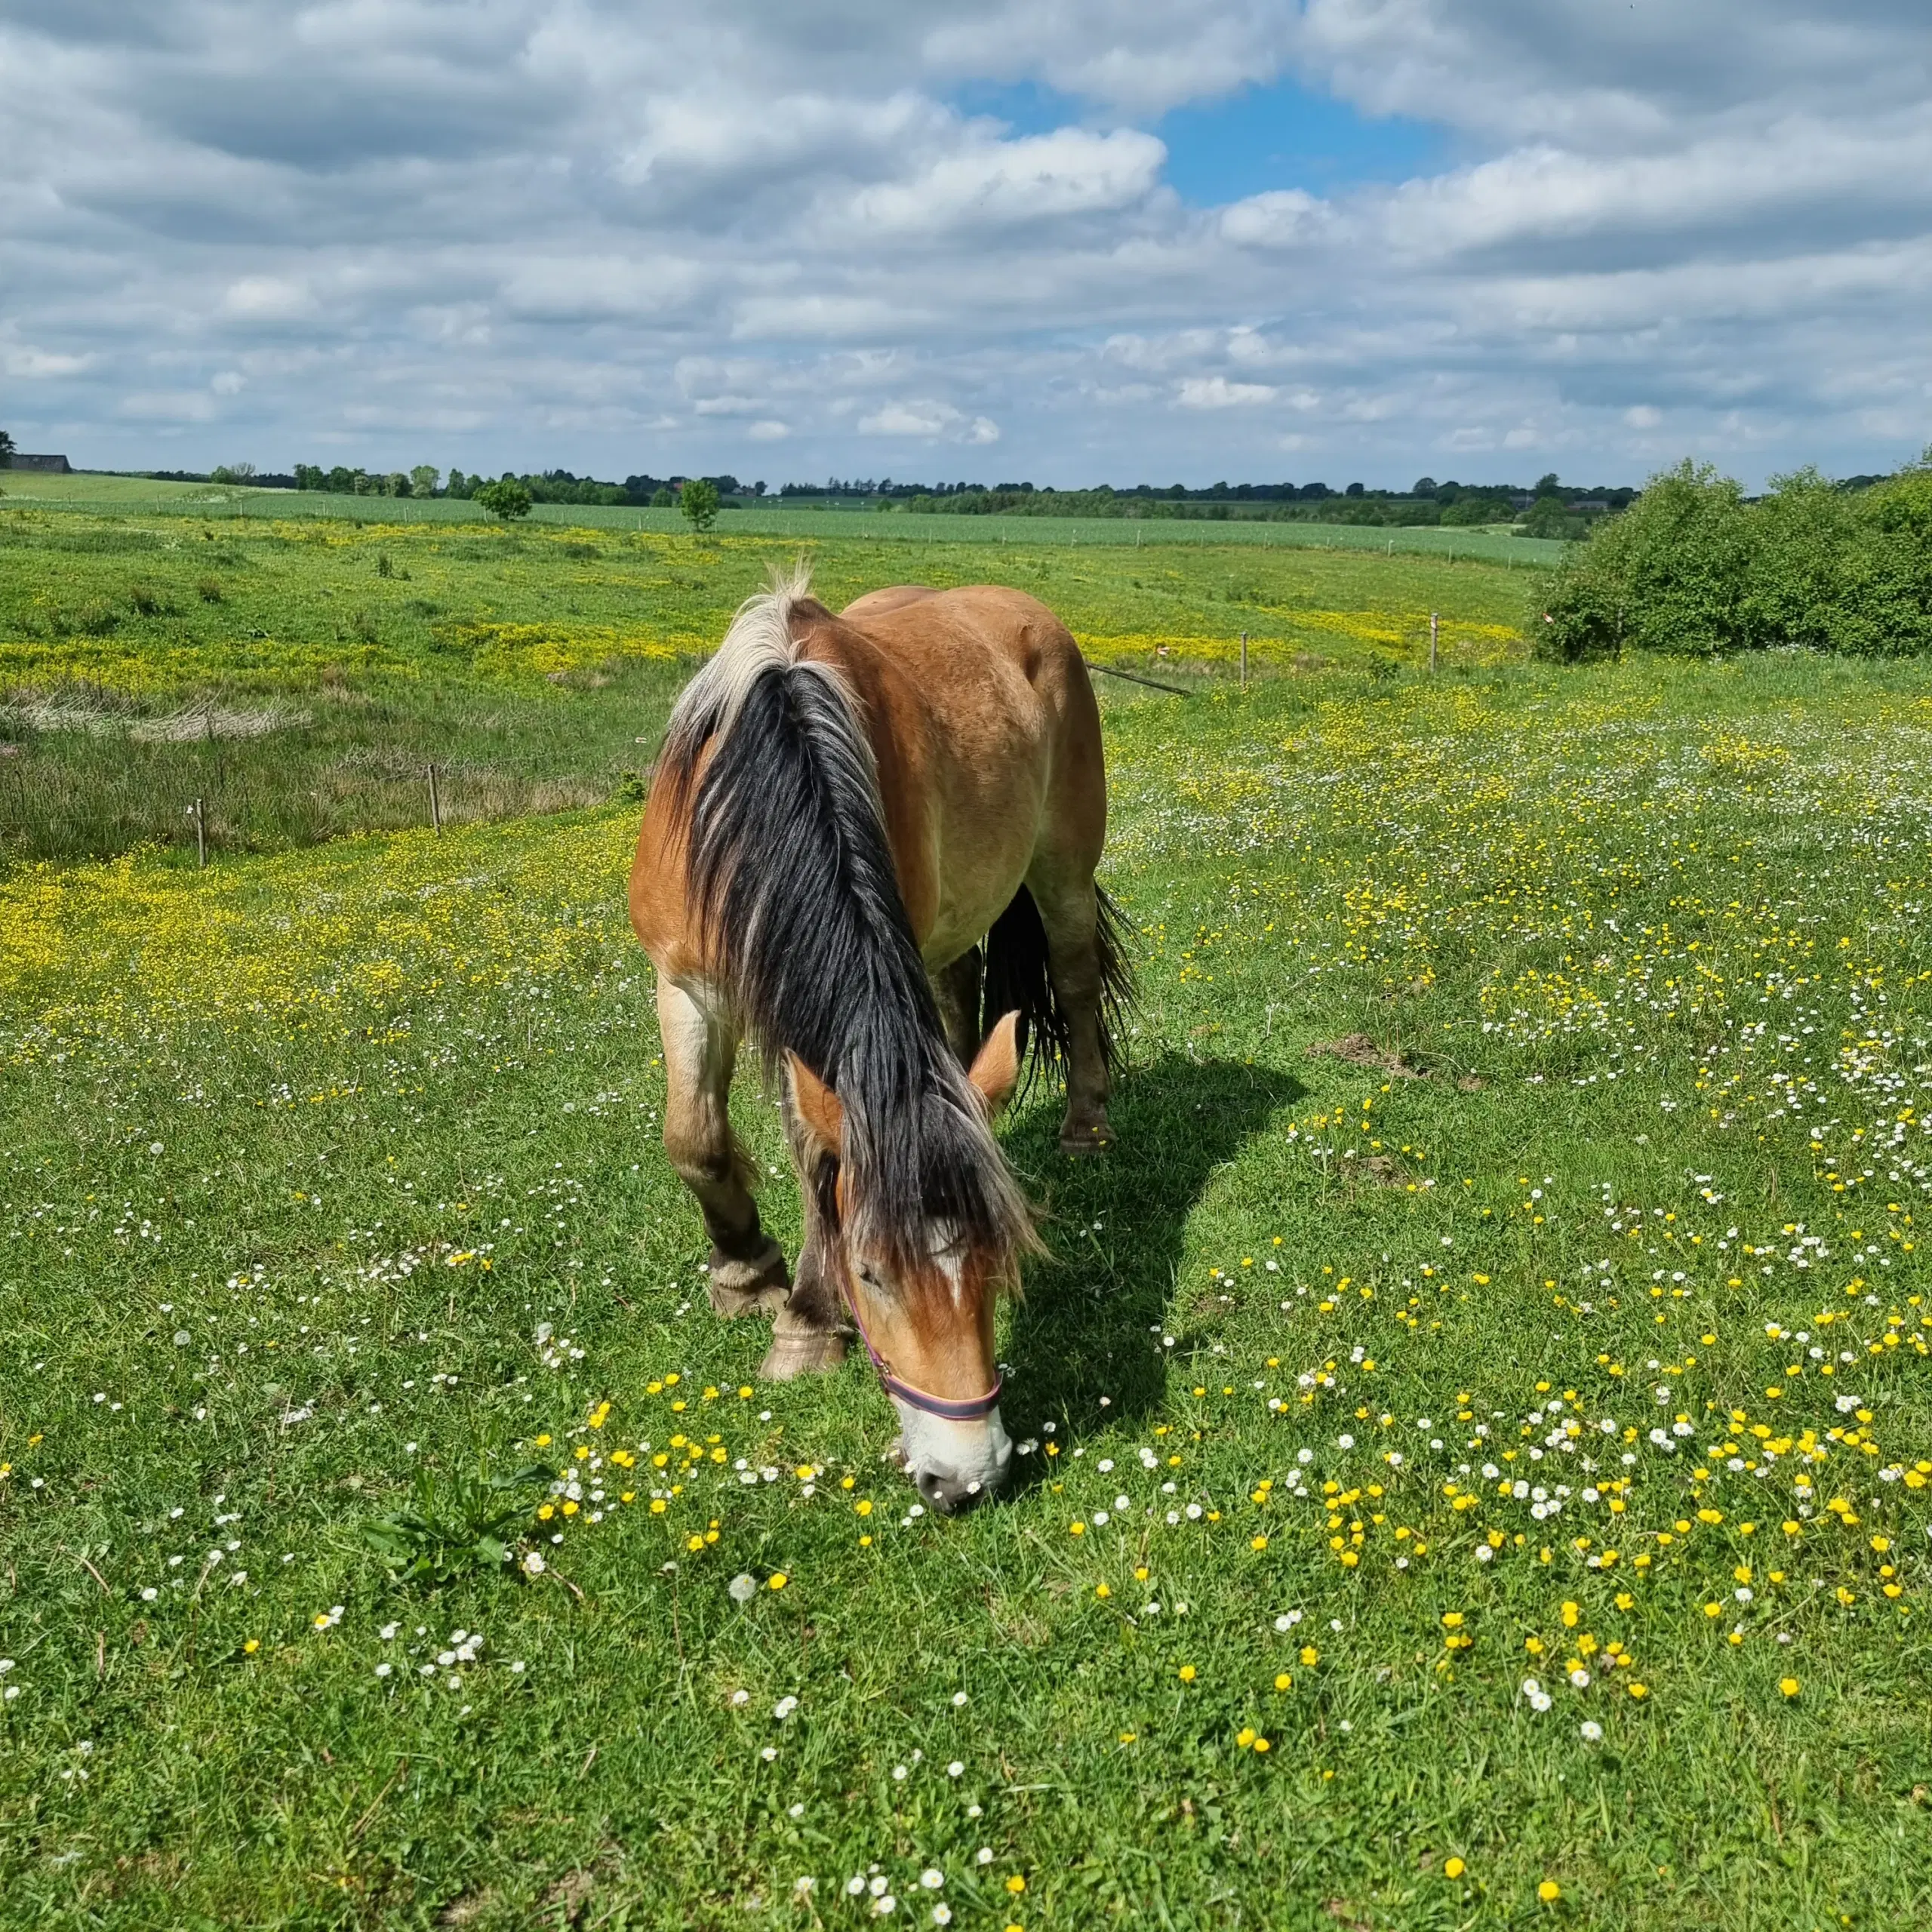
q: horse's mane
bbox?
[657,565,1033,1285]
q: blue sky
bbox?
[2,2,1928,489]
[956,76,1446,204]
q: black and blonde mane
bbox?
[658,568,1032,1281]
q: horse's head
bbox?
[787,1014,1029,1515]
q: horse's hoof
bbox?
[707,1240,790,1318]
[1059,1122,1114,1156]
[760,1328,849,1380]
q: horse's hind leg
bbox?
[1027,864,1114,1155]
[932,947,985,1066]
[760,1087,851,1380]
[656,977,789,1317]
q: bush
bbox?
[680,478,720,534]
[475,478,533,521]
[1537,454,1932,660]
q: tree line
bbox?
[1540,455,1932,659]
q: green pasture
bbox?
[2,526,1931,1930]
[2,502,1540,869]
[0,470,1562,565]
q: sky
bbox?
[2,1,1930,491]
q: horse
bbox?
[628,566,1130,1513]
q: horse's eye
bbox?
[856,1262,883,1290]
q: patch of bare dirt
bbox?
[1306,1033,1426,1078]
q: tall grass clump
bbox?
[1538,453,1932,660]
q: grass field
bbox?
[0,472,1563,569]
[3,523,1931,1929]
[2,497,1539,868]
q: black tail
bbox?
[980,883,1134,1094]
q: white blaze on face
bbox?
[893,1399,1014,1503]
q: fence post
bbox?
[427,763,442,834]
[192,797,207,868]
[1239,630,1248,692]
[1429,611,1439,673]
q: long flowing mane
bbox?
[657,568,1032,1282]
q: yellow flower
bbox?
[1538,1879,1561,1903]
[1005,1875,1026,1894]
[854,1499,872,1517]
[1094,1583,1111,1598]
[1627,1683,1648,1699]
[1441,1611,1464,1629]
[1236,1727,1257,1747]
[768,1572,787,1590]
[1251,1535,1268,1551]
[1275,1673,1292,1691]
[1178,1664,1196,1682]
[1444,1857,1466,1879]
[1780,1677,1800,1697]
[242,1638,260,1654]
[533,1433,552,1447]
[1252,1737,1270,1753]
[1069,1521,1085,1536]
[1300,1645,1318,1667]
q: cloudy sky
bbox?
[3,1,1928,488]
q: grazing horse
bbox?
[628,568,1129,1512]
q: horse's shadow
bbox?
[998,1053,1303,1466]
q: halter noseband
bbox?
[840,1279,1004,1423]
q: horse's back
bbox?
[834,586,1105,960]
[841,584,1091,712]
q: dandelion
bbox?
[728,1573,757,1603]
[1444,1857,1466,1879]
[1005,1875,1026,1895]
[1538,1879,1561,1903]
[1780,1677,1800,1697]
[1178,1664,1196,1681]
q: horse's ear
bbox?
[968,1011,1022,1118]
[786,1052,845,1155]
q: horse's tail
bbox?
[981,881,1135,1092]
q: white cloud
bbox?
[1177,376,1278,408]
[859,399,961,436]
[0,3,1927,485]
[3,344,92,378]
[222,276,313,320]
[847,128,1165,234]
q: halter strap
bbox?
[841,1281,1004,1423]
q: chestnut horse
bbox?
[628,568,1129,1512]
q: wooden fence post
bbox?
[1239,631,1248,691]
[1429,612,1439,673]
[192,797,206,868]
[427,763,442,834]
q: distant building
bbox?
[1570,498,1611,513]
[5,454,72,473]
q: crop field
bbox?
[3,520,1932,1928]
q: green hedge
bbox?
[1537,455,1932,659]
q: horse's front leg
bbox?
[657,977,789,1317]
[759,1085,851,1379]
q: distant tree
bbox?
[411,464,440,498]
[475,477,533,521]
[294,463,325,491]
[1411,476,1437,497]
[680,478,720,533]
[0,428,17,465]
[210,462,256,484]
[651,486,675,508]
[1345,481,1364,497]
[446,469,472,500]
[1536,472,1561,497]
